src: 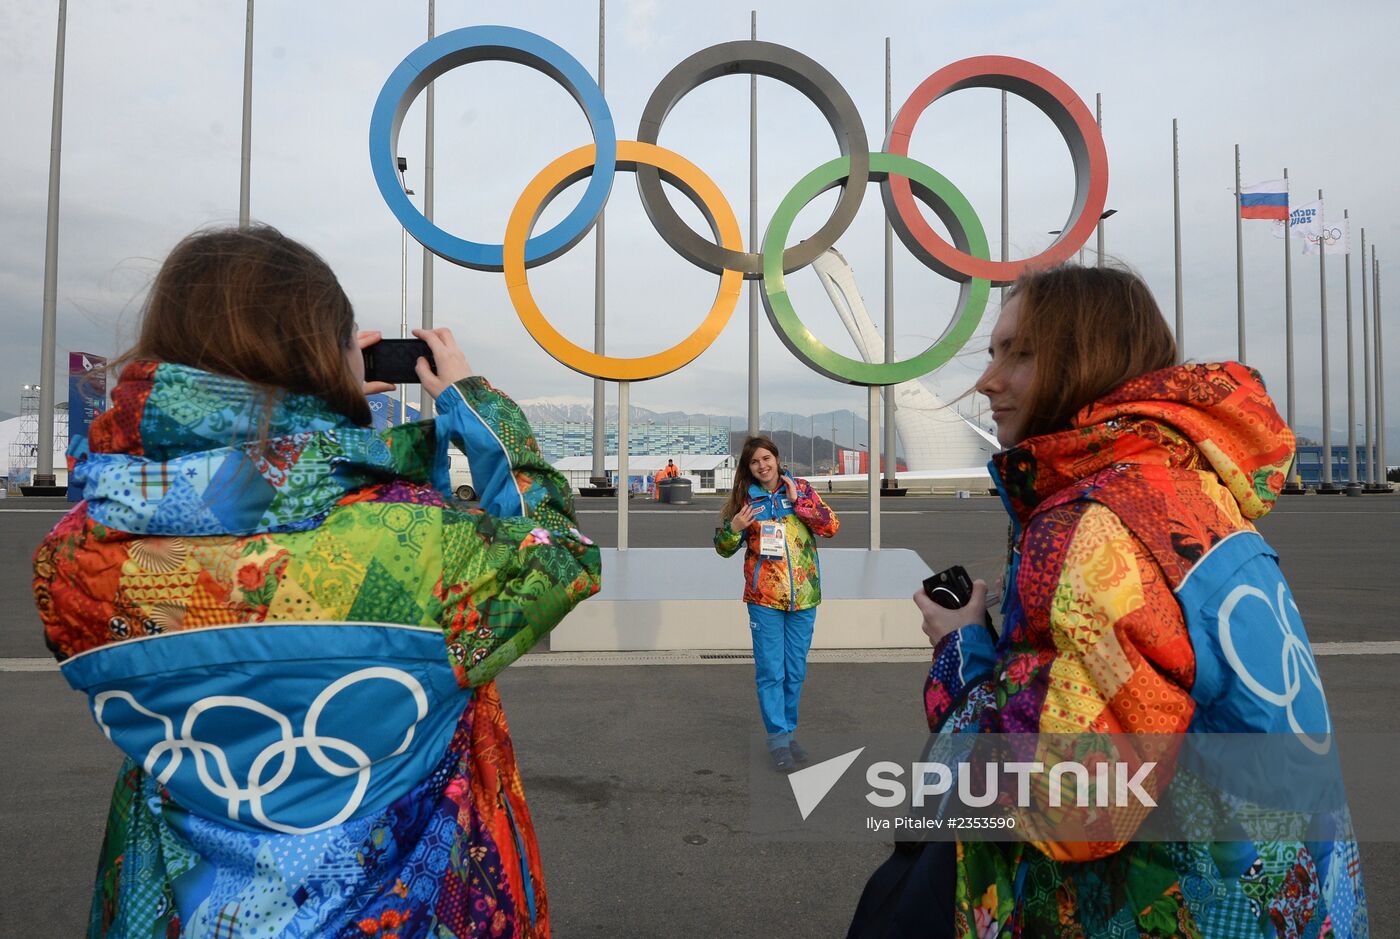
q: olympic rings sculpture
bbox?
[369,25,1108,385]
[95,667,430,834]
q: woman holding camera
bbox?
[715,436,839,772]
[854,265,1366,937]
[34,225,600,938]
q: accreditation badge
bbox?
[759,521,787,559]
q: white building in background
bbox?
[552,454,736,494]
[811,248,999,474]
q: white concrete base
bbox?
[552,547,931,651]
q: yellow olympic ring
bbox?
[503,140,744,381]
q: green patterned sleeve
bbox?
[714,520,744,557]
[430,377,602,687]
[436,376,578,529]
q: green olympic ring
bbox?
[761,152,991,385]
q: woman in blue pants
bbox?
[715,436,840,771]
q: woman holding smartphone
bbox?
[715,436,839,772]
[35,225,600,938]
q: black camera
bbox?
[922,564,998,640]
[922,564,975,609]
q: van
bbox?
[448,450,476,502]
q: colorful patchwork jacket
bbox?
[922,363,1367,937]
[713,477,839,611]
[34,361,601,939]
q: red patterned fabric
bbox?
[85,361,157,459]
[997,362,1292,527]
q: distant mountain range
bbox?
[515,397,989,452]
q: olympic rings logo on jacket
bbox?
[370,26,1109,386]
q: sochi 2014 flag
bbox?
[1239,178,1289,220]
[1272,199,1323,243]
[366,393,420,429]
[1302,212,1350,256]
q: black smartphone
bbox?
[922,564,998,640]
[363,339,435,385]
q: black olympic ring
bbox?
[635,39,870,279]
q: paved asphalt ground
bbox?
[3,493,1398,936]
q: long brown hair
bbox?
[119,225,371,426]
[997,264,1177,441]
[723,436,781,521]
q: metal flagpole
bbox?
[1095,94,1104,266]
[868,388,879,549]
[1376,251,1389,489]
[1317,190,1337,492]
[400,203,409,424]
[883,38,897,496]
[747,10,760,435]
[1173,119,1184,352]
[1001,89,1008,299]
[240,0,253,227]
[419,0,435,419]
[1235,144,1246,362]
[1344,210,1360,494]
[1283,167,1303,491]
[36,0,68,488]
[591,0,608,490]
[1362,228,1375,485]
[617,382,629,548]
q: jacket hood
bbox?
[993,362,1294,524]
[70,361,445,536]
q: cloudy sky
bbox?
[3,0,1397,454]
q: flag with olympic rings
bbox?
[1302,213,1350,256]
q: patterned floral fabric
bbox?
[922,363,1368,937]
[713,477,839,610]
[34,361,601,938]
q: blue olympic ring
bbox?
[368,25,618,272]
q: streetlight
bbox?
[395,156,415,425]
[1049,209,1117,266]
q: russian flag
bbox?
[1239,178,1289,220]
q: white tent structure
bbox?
[811,248,999,475]
[0,408,69,487]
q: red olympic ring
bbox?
[884,55,1109,285]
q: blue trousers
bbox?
[747,603,817,751]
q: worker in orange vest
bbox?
[654,459,679,499]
